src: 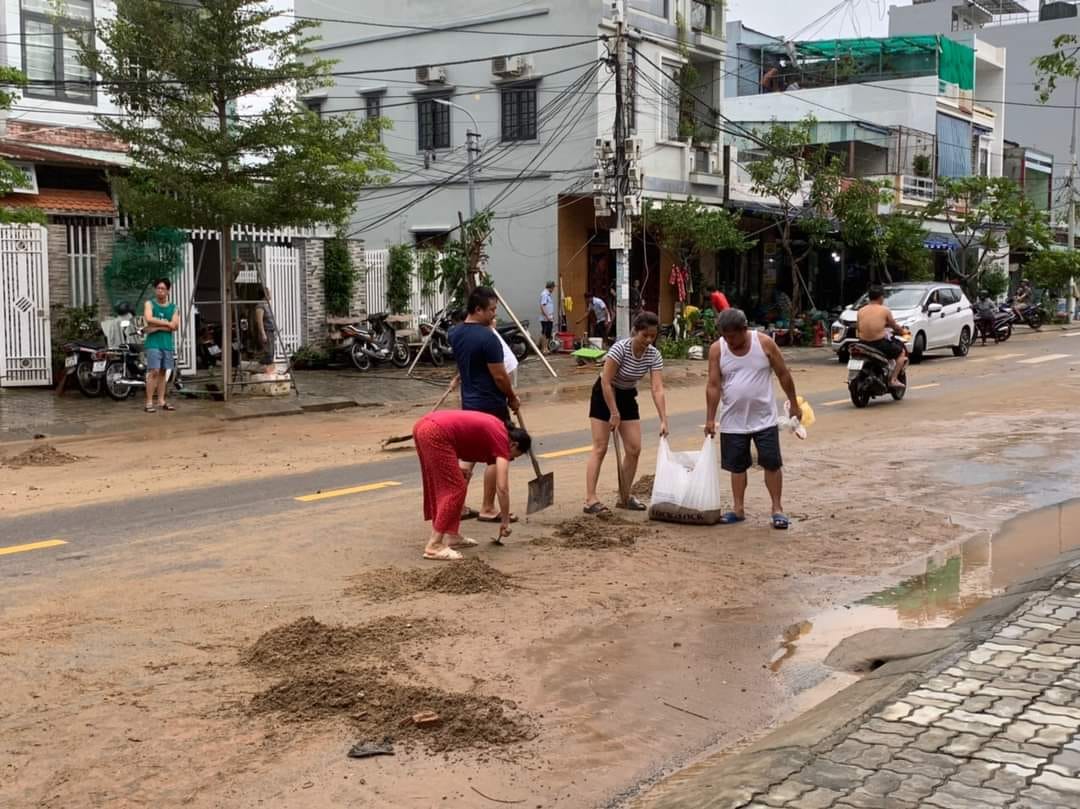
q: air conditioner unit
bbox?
[416,65,448,85]
[492,55,532,78]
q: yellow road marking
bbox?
[538,445,593,459]
[910,383,941,391]
[823,399,850,407]
[295,481,402,502]
[0,539,67,557]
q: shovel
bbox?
[612,430,630,507]
[381,386,454,449]
[516,411,554,514]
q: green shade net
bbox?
[105,228,186,312]
[938,36,975,92]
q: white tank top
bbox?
[719,331,778,434]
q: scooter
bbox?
[416,308,456,367]
[341,312,410,372]
[497,319,530,361]
[847,340,907,409]
[1005,300,1043,331]
[62,340,107,397]
[974,310,1012,344]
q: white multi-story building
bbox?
[724,22,1019,288]
[298,0,729,323]
[889,0,1075,225]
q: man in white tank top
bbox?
[705,309,803,530]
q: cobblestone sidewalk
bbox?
[741,565,1080,808]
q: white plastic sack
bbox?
[648,437,725,525]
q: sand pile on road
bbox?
[4,444,80,468]
[248,669,537,752]
[241,616,441,673]
[346,559,513,601]
[534,513,646,550]
[630,474,655,496]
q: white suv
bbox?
[832,283,975,364]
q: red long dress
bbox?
[412,410,511,534]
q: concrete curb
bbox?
[627,549,1080,809]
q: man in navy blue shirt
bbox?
[449,287,520,523]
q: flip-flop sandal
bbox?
[478,514,517,523]
[583,502,611,515]
[460,507,480,521]
[448,537,478,549]
[423,547,463,561]
[772,513,791,530]
[159,403,176,411]
[617,496,647,511]
[144,405,156,413]
[720,512,746,525]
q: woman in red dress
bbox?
[412,410,530,561]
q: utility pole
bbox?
[435,98,480,219]
[1069,78,1078,322]
[610,0,637,339]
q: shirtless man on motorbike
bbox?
[857,285,908,390]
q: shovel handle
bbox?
[515,410,544,478]
[612,431,628,504]
[430,386,455,413]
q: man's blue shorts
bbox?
[146,348,175,371]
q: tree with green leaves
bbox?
[1025,249,1080,300]
[832,180,931,284]
[0,67,43,224]
[746,116,842,314]
[924,176,1051,295]
[646,197,753,277]
[77,0,391,393]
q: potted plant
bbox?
[912,153,932,179]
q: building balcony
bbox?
[868,174,937,208]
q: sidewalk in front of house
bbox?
[3,345,803,445]
[631,554,1080,809]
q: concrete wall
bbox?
[725,75,943,134]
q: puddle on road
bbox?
[771,498,1080,683]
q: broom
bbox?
[381,384,455,449]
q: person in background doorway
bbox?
[630,279,643,316]
[255,286,277,375]
[707,285,730,313]
[448,287,521,524]
[412,409,530,561]
[705,309,802,530]
[584,311,668,514]
[143,278,180,413]
[578,292,611,341]
[539,281,556,352]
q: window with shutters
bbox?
[364,92,383,143]
[21,0,95,104]
[500,84,538,143]
[417,94,451,151]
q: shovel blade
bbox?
[526,473,555,514]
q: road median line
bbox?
[295,481,402,502]
[538,445,593,459]
[0,539,68,557]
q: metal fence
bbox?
[364,249,451,321]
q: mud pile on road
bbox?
[345,558,513,601]
[3,444,80,468]
[630,474,655,496]
[241,616,440,673]
[535,513,646,550]
[248,669,537,752]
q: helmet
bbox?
[979,289,989,298]
[115,301,135,316]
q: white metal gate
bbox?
[0,225,51,387]
[174,242,197,377]
[363,248,449,320]
[261,245,302,366]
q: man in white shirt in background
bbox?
[539,281,556,353]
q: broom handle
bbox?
[430,385,454,413]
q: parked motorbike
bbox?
[497,319,530,361]
[102,319,182,400]
[416,308,456,367]
[63,340,108,397]
[341,312,410,372]
[847,340,907,409]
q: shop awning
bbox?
[924,233,960,250]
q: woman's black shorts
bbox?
[588,378,640,422]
